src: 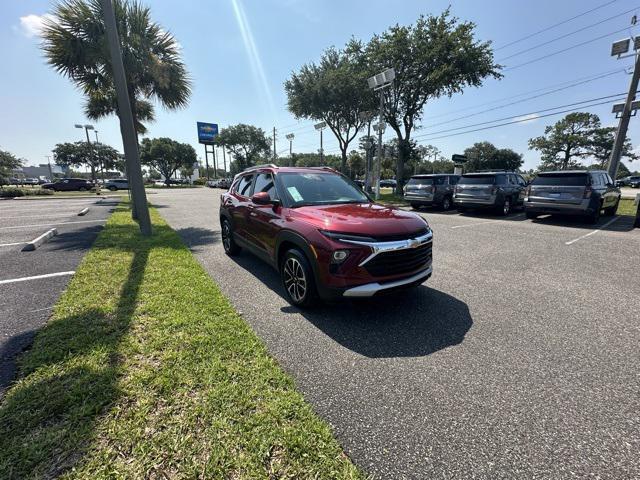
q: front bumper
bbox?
[342,267,432,297]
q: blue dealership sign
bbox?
[197,122,218,144]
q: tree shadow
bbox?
[230,253,473,358]
[175,226,220,250]
[0,329,36,398]
[531,214,637,232]
[0,208,180,478]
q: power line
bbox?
[504,26,631,70]
[498,6,639,62]
[495,0,618,51]
[421,69,625,129]
[414,92,630,141]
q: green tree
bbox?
[588,126,637,170]
[42,0,191,135]
[0,149,23,186]
[285,43,375,173]
[364,11,501,193]
[139,137,197,186]
[528,112,600,171]
[464,141,523,172]
[53,141,120,180]
[216,124,271,174]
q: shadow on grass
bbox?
[0,208,181,478]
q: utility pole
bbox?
[212,145,218,179]
[93,129,106,183]
[222,146,227,175]
[100,0,151,235]
[608,35,640,178]
[367,68,395,200]
[45,155,53,181]
[273,127,277,162]
[204,148,210,180]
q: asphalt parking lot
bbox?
[151,187,639,479]
[0,197,115,396]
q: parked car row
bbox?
[616,175,640,188]
[207,178,232,189]
[405,170,621,224]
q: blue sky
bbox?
[1,0,638,172]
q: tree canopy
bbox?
[217,124,271,174]
[528,112,600,171]
[139,137,197,185]
[42,0,191,134]
[0,149,23,185]
[463,142,523,172]
[285,42,375,172]
[587,126,637,169]
[365,10,502,192]
[53,141,121,179]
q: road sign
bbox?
[197,122,218,144]
[452,154,468,163]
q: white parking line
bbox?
[451,214,525,229]
[0,271,75,285]
[0,214,82,220]
[0,219,106,231]
[0,242,25,248]
[564,216,622,245]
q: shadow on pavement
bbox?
[230,253,472,358]
[175,226,220,249]
[0,330,36,398]
[531,214,637,232]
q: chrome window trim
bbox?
[339,231,433,267]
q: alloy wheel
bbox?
[283,257,307,303]
[503,199,511,216]
[222,221,231,252]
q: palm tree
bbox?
[42,0,191,134]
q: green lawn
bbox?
[0,205,362,479]
[616,198,638,216]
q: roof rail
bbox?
[472,169,513,173]
[243,163,278,172]
[306,166,336,172]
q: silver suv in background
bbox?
[404,174,460,210]
[524,170,620,223]
[453,171,527,215]
[104,178,129,191]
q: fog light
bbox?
[332,250,349,263]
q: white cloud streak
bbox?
[18,13,54,38]
[514,113,540,124]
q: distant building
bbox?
[14,163,68,180]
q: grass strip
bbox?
[616,198,637,216]
[0,205,362,479]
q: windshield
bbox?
[459,175,495,185]
[278,172,369,207]
[532,174,588,186]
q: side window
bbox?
[236,174,254,197]
[253,173,277,199]
[516,175,526,186]
[605,174,614,185]
[496,174,507,185]
[434,177,446,185]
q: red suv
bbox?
[219,165,433,306]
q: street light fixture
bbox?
[367,67,395,199]
[75,123,97,181]
[285,133,295,165]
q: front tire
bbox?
[498,197,511,216]
[410,203,421,210]
[108,186,117,191]
[441,196,452,211]
[604,198,619,216]
[221,218,241,256]
[281,249,317,308]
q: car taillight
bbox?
[583,186,592,199]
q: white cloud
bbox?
[514,113,540,124]
[18,14,54,38]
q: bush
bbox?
[0,188,54,198]
[193,177,207,185]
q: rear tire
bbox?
[221,218,241,256]
[441,196,452,211]
[281,249,317,308]
[410,203,421,210]
[586,204,601,224]
[525,211,538,220]
[108,186,117,191]
[498,197,511,216]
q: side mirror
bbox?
[251,191,273,205]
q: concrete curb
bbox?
[78,207,90,216]
[21,228,58,252]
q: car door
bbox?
[514,174,527,205]
[58,179,71,191]
[246,172,281,258]
[603,173,619,208]
[229,173,254,242]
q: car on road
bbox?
[219,165,433,307]
[453,171,527,215]
[630,177,640,188]
[41,178,95,192]
[104,178,129,191]
[404,174,460,211]
[523,170,620,223]
[379,179,397,188]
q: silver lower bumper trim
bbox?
[342,267,432,298]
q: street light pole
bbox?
[367,68,395,200]
[314,122,326,164]
[286,133,295,166]
[100,0,151,235]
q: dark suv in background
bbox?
[453,171,527,215]
[41,178,94,191]
[524,170,620,223]
[219,165,433,307]
[404,174,460,211]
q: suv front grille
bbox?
[364,243,432,277]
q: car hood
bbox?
[289,203,427,237]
